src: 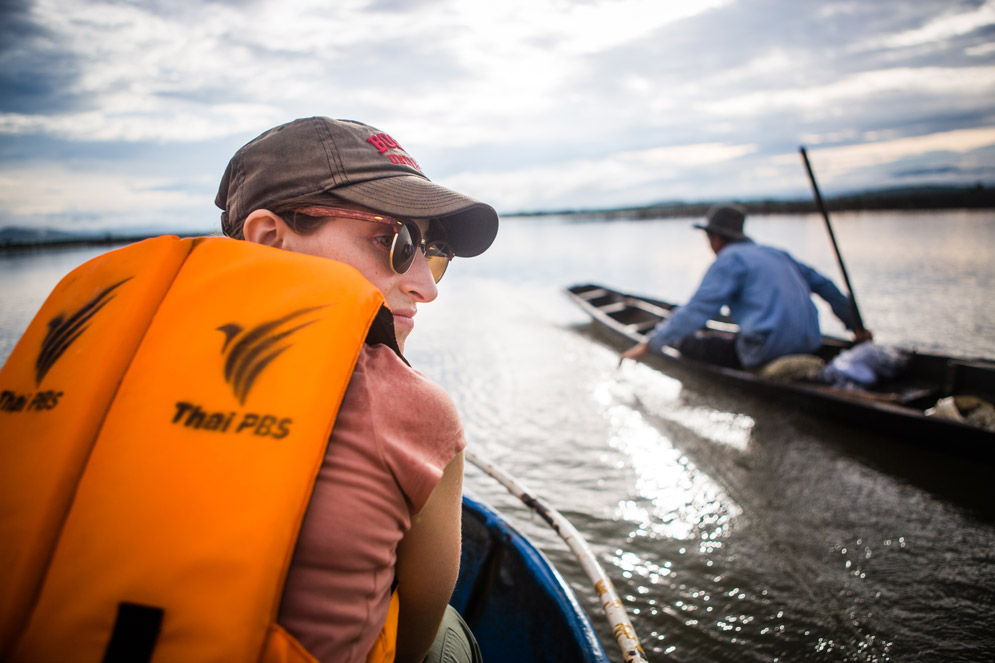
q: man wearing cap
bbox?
[1,117,494,663]
[620,203,871,369]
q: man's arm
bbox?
[794,260,872,340]
[645,254,744,353]
[394,451,464,663]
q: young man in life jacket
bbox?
[0,117,497,663]
[218,117,498,663]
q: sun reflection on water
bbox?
[608,361,756,451]
[589,363,769,656]
[664,407,754,452]
[592,370,745,545]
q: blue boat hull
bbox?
[453,494,610,662]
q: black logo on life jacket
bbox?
[216,306,325,404]
[35,278,131,385]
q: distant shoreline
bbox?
[2,184,992,251]
[0,231,209,252]
[509,183,995,220]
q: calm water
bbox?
[2,210,994,662]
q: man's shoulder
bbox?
[718,242,805,276]
[732,241,793,260]
[718,240,766,261]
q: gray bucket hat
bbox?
[216,117,499,257]
[694,204,750,242]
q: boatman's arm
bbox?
[794,259,873,342]
[619,341,650,366]
[620,254,742,365]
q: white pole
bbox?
[466,449,649,663]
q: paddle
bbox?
[466,450,649,663]
[799,146,867,332]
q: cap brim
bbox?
[693,223,748,241]
[332,174,499,257]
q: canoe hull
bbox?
[455,493,609,663]
[566,283,995,460]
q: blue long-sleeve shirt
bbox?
[646,241,858,368]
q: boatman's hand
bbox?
[619,342,650,367]
[853,328,874,344]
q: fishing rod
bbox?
[799,146,866,332]
[465,449,649,663]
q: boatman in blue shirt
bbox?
[620,204,873,370]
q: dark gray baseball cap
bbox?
[216,117,498,257]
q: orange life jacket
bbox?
[0,235,400,663]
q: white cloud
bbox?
[0,163,204,218]
[8,0,734,148]
[699,65,995,118]
[796,126,995,179]
[870,0,995,49]
[444,141,756,210]
[444,0,732,57]
[967,40,995,57]
[0,105,282,142]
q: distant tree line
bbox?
[513,183,995,220]
[0,229,204,251]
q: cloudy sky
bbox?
[1,0,993,234]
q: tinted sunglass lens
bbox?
[390,224,417,274]
[425,242,452,283]
[388,222,453,282]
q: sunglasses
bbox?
[296,206,454,283]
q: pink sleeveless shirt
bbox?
[277,343,466,663]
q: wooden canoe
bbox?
[565,283,995,460]
[454,493,611,662]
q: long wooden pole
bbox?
[466,450,649,663]
[799,146,866,331]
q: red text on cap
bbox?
[367,133,422,171]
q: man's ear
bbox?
[242,209,286,248]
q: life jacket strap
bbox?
[102,602,164,663]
